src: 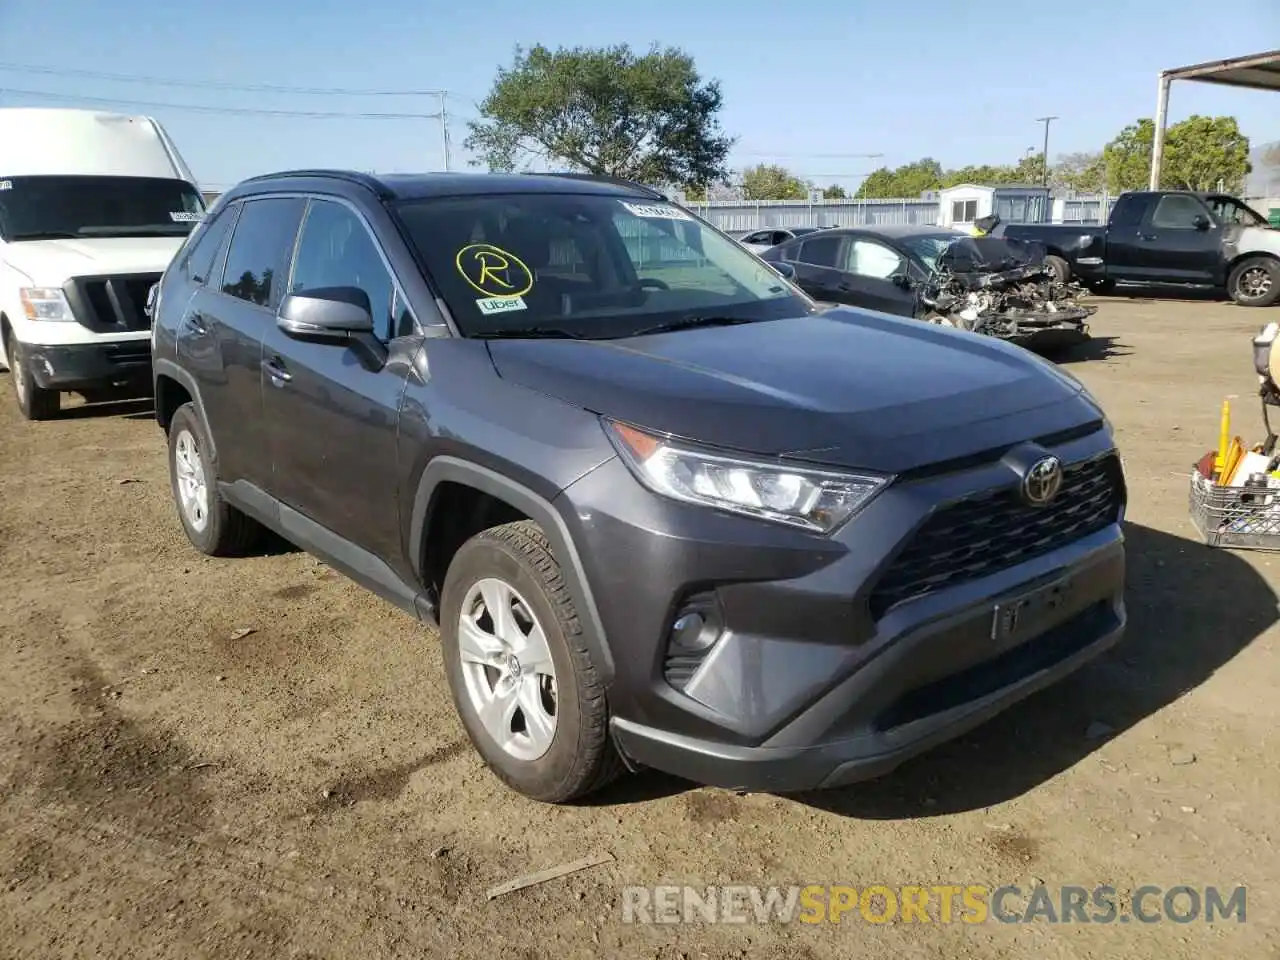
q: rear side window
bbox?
[221,197,306,309]
[797,235,842,268]
[184,204,235,285]
[1109,195,1146,228]
[289,199,396,339]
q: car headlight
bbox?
[604,419,889,534]
[19,287,76,322]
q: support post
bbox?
[1149,74,1171,190]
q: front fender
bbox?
[409,456,616,684]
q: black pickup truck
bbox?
[998,191,1280,307]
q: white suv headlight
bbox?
[604,419,889,534]
[19,287,76,322]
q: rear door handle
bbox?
[1138,233,1157,241]
[261,357,292,385]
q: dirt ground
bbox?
[2,296,1278,959]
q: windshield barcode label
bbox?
[620,201,691,221]
[169,211,203,222]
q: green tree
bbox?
[1102,115,1251,193]
[1164,115,1251,192]
[464,43,734,190]
[1051,151,1107,192]
[741,163,808,200]
[859,158,945,198]
[1102,118,1156,192]
[822,184,848,199]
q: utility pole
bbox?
[439,91,451,172]
[1036,116,1057,187]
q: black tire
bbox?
[6,336,60,420]
[1228,257,1280,308]
[166,401,262,556]
[440,520,623,803]
[1043,255,1071,284]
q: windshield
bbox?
[0,175,205,241]
[898,233,968,273]
[1206,195,1267,227]
[393,192,812,338]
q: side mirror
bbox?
[1192,214,1211,231]
[278,286,374,342]
[771,261,797,279]
[890,272,912,289]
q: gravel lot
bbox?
[1,296,1278,959]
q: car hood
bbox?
[487,308,1102,474]
[1,236,185,285]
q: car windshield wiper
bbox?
[625,315,758,338]
[475,327,587,340]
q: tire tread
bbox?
[462,519,624,800]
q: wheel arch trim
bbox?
[410,456,616,684]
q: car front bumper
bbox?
[558,425,1126,793]
[24,339,152,392]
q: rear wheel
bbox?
[167,402,262,556]
[6,336,59,421]
[1043,255,1071,284]
[1228,257,1280,307]
[440,520,622,803]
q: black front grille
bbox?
[63,273,162,333]
[868,453,1123,619]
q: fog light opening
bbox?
[663,592,724,690]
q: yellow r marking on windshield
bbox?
[455,243,534,298]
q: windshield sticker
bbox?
[169,211,204,223]
[0,180,10,191]
[476,295,528,316]
[456,243,534,297]
[620,200,692,221]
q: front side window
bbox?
[289,200,396,339]
[0,175,205,241]
[220,197,306,309]
[394,192,810,338]
[842,238,905,279]
[1150,195,1206,230]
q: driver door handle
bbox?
[261,357,292,385]
[185,312,209,336]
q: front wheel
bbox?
[440,520,622,803]
[1228,257,1280,307]
[7,337,60,420]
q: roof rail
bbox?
[238,169,392,198]
[528,171,669,200]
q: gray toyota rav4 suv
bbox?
[150,169,1127,803]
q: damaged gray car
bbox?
[759,225,1094,350]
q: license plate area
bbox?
[991,574,1075,650]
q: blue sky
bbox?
[1,0,1276,192]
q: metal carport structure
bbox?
[1150,49,1280,189]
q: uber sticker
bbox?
[169,211,204,223]
[620,200,692,221]
[476,295,528,316]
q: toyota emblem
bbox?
[1021,455,1063,506]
